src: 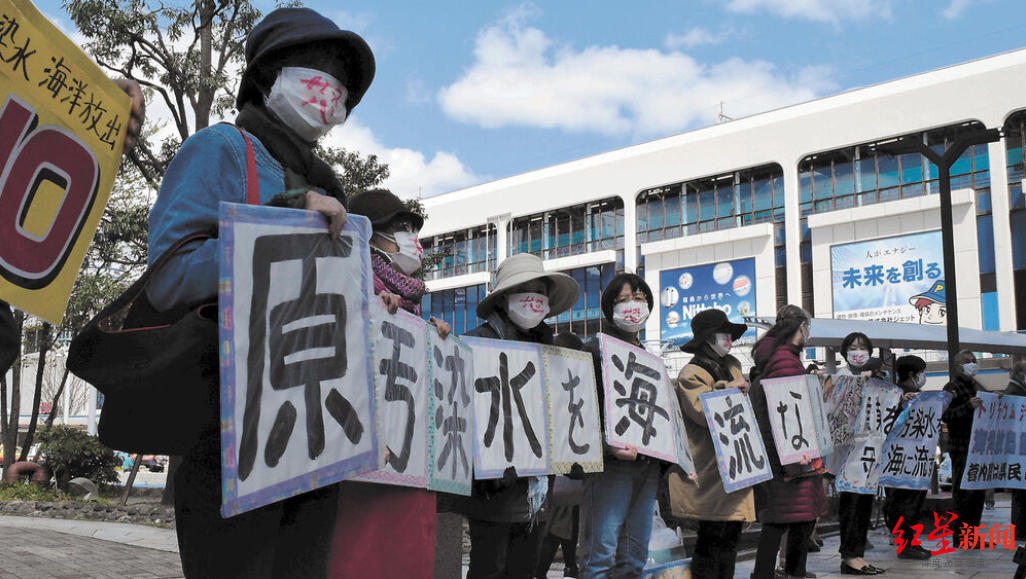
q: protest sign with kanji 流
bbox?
[700,388,772,492]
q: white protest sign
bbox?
[355,299,430,488]
[700,388,772,492]
[761,375,824,465]
[877,391,951,490]
[427,331,476,496]
[835,379,903,494]
[542,345,604,474]
[463,336,549,479]
[961,392,1026,490]
[219,204,378,517]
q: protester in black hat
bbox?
[669,309,753,579]
[329,188,447,579]
[144,7,375,577]
[579,272,663,577]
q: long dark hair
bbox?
[751,304,810,368]
[840,332,872,358]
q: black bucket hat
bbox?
[237,7,375,113]
[349,189,424,231]
[680,308,747,353]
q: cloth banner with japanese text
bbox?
[876,391,951,490]
[700,388,773,493]
[598,334,694,473]
[218,203,379,517]
[825,374,861,475]
[0,0,131,323]
[541,344,604,474]
[835,379,903,494]
[961,392,1026,490]
[427,331,476,496]
[761,375,831,465]
[354,299,431,489]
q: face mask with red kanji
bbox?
[265,67,349,142]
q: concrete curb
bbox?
[0,513,179,553]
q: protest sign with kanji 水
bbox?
[700,388,772,492]
[877,391,951,490]
[835,378,902,494]
[355,299,430,488]
[464,336,549,479]
[218,203,379,516]
[598,334,692,471]
[0,0,131,323]
[542,344,603,474]
[961,392,1026,490]
[427,331,475,496]
[761,375,828,465]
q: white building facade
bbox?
[417,49,1026,370]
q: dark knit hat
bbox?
[680,308,747,353]
[237,7,375,113]
[348,189,424,231]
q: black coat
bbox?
[0,302,17,376]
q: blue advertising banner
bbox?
[830,231,944,324]
[659,258,756,348]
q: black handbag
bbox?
[68,125,260,455]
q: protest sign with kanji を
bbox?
[877,391,951,490]
[598,334,693,471]
[218,203,379,516]
[0,0,131,323]
[961,392,1026,490]
[541,344,603,474]
[700,388,772,492]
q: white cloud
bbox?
[942,0,972,19]
[326,119,482,198]
[664,27,729,49]
[725,0,892,23]
[438,9,837,137]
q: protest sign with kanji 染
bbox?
[961,392,1026,490]
[427,331,475,496]
[835,379,903,494]
[598,334,692,470]
[463,336,549,479]
[0,0,131,323]
[218,203,379,516]
[761,375,828,465]
[541,344,603,474]
[877,391,951,490]
[355,299,430,489]
[700,388,772,492]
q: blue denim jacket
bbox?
[147,124,292,310]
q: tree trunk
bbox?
[194,0,215,131]
[43,366,71,431]
[18,322,49,462]
[2,310,23,472]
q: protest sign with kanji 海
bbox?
[700,388,772,492]
[218,203,379,516]
[427,331,475,496]
[835,378,902,494]
[877,391,951,490]
[961,392,1026,490]
[598,334,692,470]
[354,299,430,489]
[761,375,827,465]
[0,0,131,323]
[541,344,603,474]
[463,336,549,479]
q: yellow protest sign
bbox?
[0,0,130,323]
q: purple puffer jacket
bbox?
[748,339,827,524]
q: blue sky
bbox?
[39,0,1026,197]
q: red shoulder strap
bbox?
[232,125,260,206]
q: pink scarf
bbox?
[371,252,426,316]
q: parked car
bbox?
[140,455,167,472]
[938,452,952,490]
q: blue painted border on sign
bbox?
[699,388,774,493]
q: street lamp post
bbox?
[877,127,1001,376]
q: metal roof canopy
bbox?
[742,316,1026,355]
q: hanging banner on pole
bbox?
[877,391,951,490]
[542,344,604,475]
[961,392,1026,490]
[427,331,476,496]
[0,0,131,323]
[218,203,379,517]
[700,388,772,492]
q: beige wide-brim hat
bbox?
[477,254,580,319]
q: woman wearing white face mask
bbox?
[454,253,579,579]
[670,308,752,579]
[578,273,664,578]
